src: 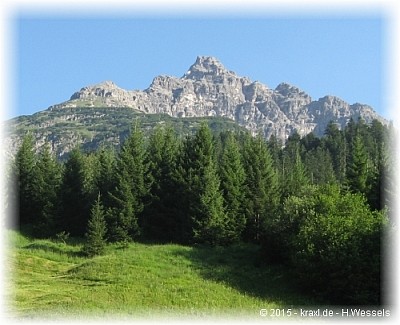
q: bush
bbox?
[261,185,320,264]
[294,187,387,304]
[263,184,388,304]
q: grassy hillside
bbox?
[6,231,319,320]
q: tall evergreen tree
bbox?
[242,133,279,242]
[107,124,149,241]
[169,138,197,244]
[33,144,62,237]
[324,121,347,182]
[182,123,228,245]
[14,134,37,227]
[82,194,107,257]
[304,147,336,185]
[281,141,310,198]
[94,146,117,208]
[346,133,369,195]
[144,126,181,242]
[218,131,246,243]
[58,147,91,236]
[267,134,283,171]
[301,132,321,152]
[107,168,137,242]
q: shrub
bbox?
[292,188,387,304]
[262,184,388,304]
[261,185,319,264]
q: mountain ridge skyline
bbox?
[4,55,389,160]
[15,17,385,122]
[46,55,386,140]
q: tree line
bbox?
[9,118,393,304]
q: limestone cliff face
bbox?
[52,56,385,141]
[6,56,386,159]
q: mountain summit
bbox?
[183,56,235,80]
[54,56,384,140]
[6,56,387,157]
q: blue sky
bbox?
[13,14,387,119]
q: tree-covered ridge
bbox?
[9,118,393,305]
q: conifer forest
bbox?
[9,118,395,306]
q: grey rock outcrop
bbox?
[49,56,385,142]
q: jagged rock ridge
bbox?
[52,55,385,141]
[5,56,387,159]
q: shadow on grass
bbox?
[23,242,85,258]
[172,244,322,306]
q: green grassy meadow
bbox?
[6,230,319,320]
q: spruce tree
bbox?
[182,123,228,245]
[33,144,62,237]
[219,131,246,243]
[304,147,336,185]
[94,146,117,208]
[107,124,148,241]
[121,125,149,221]
[144,126,180,242]
[267,134,283,171]
[324,121,347,182]
[346,133,369,195]
[82,194,107,257]
[107,169,137,242]
[58,147,90,236]
[194,160,227,245]
[281,134,310,198]
[242,133,279,242]
[14,134,37,227]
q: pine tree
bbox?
[242,133,279,242]
[182,123,228,245]
[107,124,149,241]
[267,134,283,171]
[324,121,347,182]
[301,132,321,152]
[347,133,369,195]
[14,134,37,227]
[194,160,227,245]
[107,168,137,242]
[144,126,180,242]
[282,142,310,198]
[82,194,107,257]
[33,143,62,237]
[58,147,91,236]
[219,131,246,243]
[304,147,336,185]
[94,146,117,208]
[121,125,149,221]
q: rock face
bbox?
[50,56,385,142]
[6,55,387,159]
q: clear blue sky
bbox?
[13,14,386,119]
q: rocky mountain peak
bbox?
[70,81,125,100]
[24,55,386,154]
[183,56,234,80]
[275,82,308,98]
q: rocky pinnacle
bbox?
[51,55,386,141]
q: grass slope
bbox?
[6,231,318,320]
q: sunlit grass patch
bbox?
[7,230,317,319]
